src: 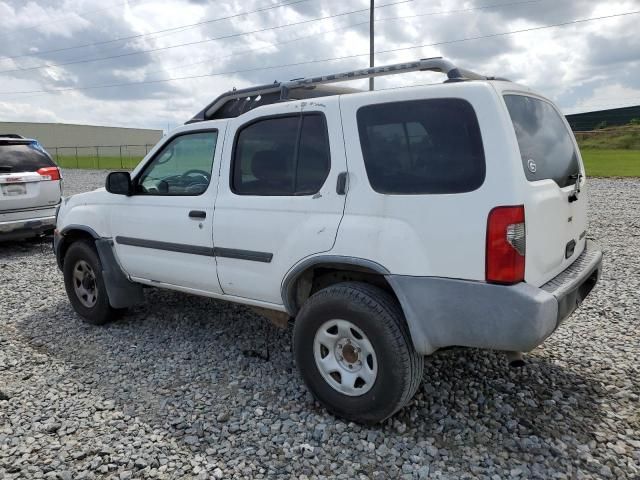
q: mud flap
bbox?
[95,239,145,308]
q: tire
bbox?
[63,240,119,325]
[293,282,424,424]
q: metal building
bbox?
[0,121,164,168]
[0,121,163,149]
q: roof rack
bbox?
[187,57,502,124]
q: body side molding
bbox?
[114,236,272,262]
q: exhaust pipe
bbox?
[505,351,526,368]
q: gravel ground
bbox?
[0,169,638,479]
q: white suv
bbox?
[54,58,602,424]
[1,135,62,241]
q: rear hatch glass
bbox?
[504,95,580,187]
[0,141,55,173]
[503,94,587,286]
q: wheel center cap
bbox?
[336,338,362,371]
[342,344,358,364]
[82,276,93,290]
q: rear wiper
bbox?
[568,172,582,203]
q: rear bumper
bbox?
[0,214,56,240]
[387,240,603,355]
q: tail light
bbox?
[486,205,525,284]
[37,167,61,181]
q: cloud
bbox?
[0,0,638,130]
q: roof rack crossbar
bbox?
[188,57,492,123]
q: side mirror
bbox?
[105,171,132,196]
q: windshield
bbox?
[504,95,580,188]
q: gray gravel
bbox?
[1,169,639,479]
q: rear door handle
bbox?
[189,210,206,219]
[336,172,348,195]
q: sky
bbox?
[0,0,639,132]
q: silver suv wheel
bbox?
[313,319,378,396]
[72,259,98,308]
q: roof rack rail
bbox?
[187,57,501,124]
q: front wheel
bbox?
[293,282,423,424]
[63,240,119,325]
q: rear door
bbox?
[502,93,587,286]
[212,100,347,305]
[0,140,61,212]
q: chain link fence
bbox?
[50,144,154,169]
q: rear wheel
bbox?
[293,282,423,424]
[63,240,119,325]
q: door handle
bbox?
[189,210,206,219]
[336,172,348,195]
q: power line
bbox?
[2,9,637,98]
[0,0,412,75]
[143,0,543,80]
[0,0,146,41]
[0,0,316,61]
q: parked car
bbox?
[0,135,62,241]
[54,58,602,424]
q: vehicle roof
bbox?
[186,57,519,124]
[181,78,537,131]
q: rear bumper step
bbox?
[0,215,56,240]
[540,241,602,324]
[387,241,603,355]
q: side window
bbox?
[137,131,217,196]
[357,99,486,194]
[232,113,330,196]
[297,114,331,194]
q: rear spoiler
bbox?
[0,138,36,145]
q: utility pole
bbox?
[369,0,374,91]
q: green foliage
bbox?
[581,149,640,177]
[594,121,608,130]
[576,124,640,150]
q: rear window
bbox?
[356,98,486,194]
[0,142,55,173]
[504,95,580,188]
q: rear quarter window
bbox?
[504,95,580,188]
[0,142,55,173]
[356,98,486,195]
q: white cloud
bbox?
[0,0,638,130]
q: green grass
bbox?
[581,149,640,177]
[576,124,640,150]
[55,155,143,169]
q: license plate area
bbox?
[1,183,27,196]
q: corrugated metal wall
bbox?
[0,121,163,148]
[566,106,640,131]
